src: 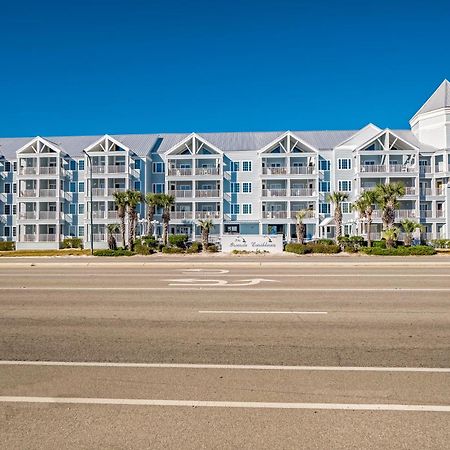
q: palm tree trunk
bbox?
[162,221,168,246]
[147,206,155,237]
[202,229,208,252]
[296,223,301,243]
[367,215,373,247]
[120,214,126,249]
[335,209,342,241]
[300,223,305,244]
[128,210,134,250]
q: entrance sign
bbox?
[221,234,283,253]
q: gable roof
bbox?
[412,79,450,119]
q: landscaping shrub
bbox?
[338,236,366,253]
[186,241,202,253]
[308,243,340,254]
[314,239,335,245]
[0,241,15,251]
[93,249,135,256]
[361,245,436,256]
[285,243,312,255]
[168,234,189,249]
[161,246,184,254]
[372,240,387,249]
[61,237,83,249]
[206,243,218,253]
[141,235,159,249]
[431,239,450,248]
[134,239,155,255]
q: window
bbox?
[134,181,141,191]
[230,183,240,193]
[224,224,240,234]
[319,203,330,214]
[243,182,252,193]
[78,204,85,214]
[13,183,17,194]
[4,226,10,237]
[319,160,330,171]
[79,182,85,193]
[4,161,11,172]
[319,181,330,192]
[152,183,164,193]
[231,161,240,172]
[4,183,11,194]
[12,205,16,215]
[152,162,164,173]
[70,160,76,171]
[13,162,17,172]
[341,202,351,214]
[135,160,142,170]
[79,226,84,237]
[78,160,85,171]
[242,204,252,214]
[12,227,16,237]
[338,158,352,170]
[338,180,352,192]
[4,204,11,215]
[242,161,252,172]
[70,204,76,215]
[231,204,240,214]
[69,182,76,193]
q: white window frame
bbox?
[230,183,240,193]
[231,204,240,214]
[242,161,252,172]
[341,202,351,214]
[338,158,352,170]
[242,204,252,214]
[242,182,252,193]
[338,180,352,192]
[152,162,164,173]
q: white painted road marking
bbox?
[165,278,280,286]
[198,310,328,315]
[181,269,230,274]
[0,396,448,412]
[1,361,449,373]
[3,287,450,291]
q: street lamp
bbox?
[82,150,94,255]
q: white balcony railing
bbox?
[195,189,220,198]
[39,167,58,175]
[435,164,448,173]
[39,189,57,197]
[107,211,119,219]
[108,165,126,173]
[20,190,37,197]
[39,211,57,220]
[195,211,221,219]
[92,188,106,197]
[92,211,106,219]
[107,188,126,196]
[195,167,220,176]
[19,167,37,175]
[93,233,106,242]
[262,211,287,219]
[290,188,314,197]
[372,209,417,219]
[168,168,192,176]
[404,187,417,195]
[19,212,37,219]
[39,234,57,242]
[23,234,37,242]
[420,210,433,218]
[436,210,445,218]
[419,165,432,174]
[290,166,315,175]
[262,189,287,197]
[388,165,416,173]
[169,190,193,198]
[92,166,106,174]
[290,210,316,219]
[360,165,387,173]
[172,211,193,220]
[262,167,288,175]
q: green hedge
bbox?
[285,242,340,254]
[168,234,189,249]
[431,239,450,248]
[285,243,312,254]
[61,237,83,249]
[161,246,185,254]
[186,241,202,253]
[361,246,436,256]
[93,249,135,257]
[0,241,15,251]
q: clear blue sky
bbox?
[1,0,449,137]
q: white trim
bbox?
[83,134,130,153]
[165,133,223,156]
[258,131,318,154]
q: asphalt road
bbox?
[0,259,449,449]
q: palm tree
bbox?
[107,223,120,250]
[125,190,143,250]
[401,219,423,246]
[353,190,377,247]
[145,193,161,237]
[374,182,405,231]
[113,191,128,249]
[327,192,349,242]
[198,219,214,252]
[382,226,399,249]
[295,210,308,244]
[159,194,175,245]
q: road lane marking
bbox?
[165,278,279,286]
[1,361,449,372]
[2,287,450,291]
[0,396,448,412]
[198,311,328,315]
[1,273,450,277]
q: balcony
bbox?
[23,234,37,242]
[195,167,220,176]
[107,188,126,196]
[195,211,221,219]
[92,166,106,174]
[39,167,58,175]
[20,189,38,197]
[92,211,106,219]
[92,188,106,197]
[19,212,37,220]
[388,165,416,173]
[107,210,119,219]
[39,189,57,197]
[195,189,220,198]
[172,211,193,220]
[262,167,288,175]
[290,210,316,219]
[39,211,57,220]
[168,168,192,176]
[290,166,315,175]
[262,189,287,197]
[93,234,106,242]
[436,210,445,218]
[169,190,193,198]
[108,165,126,174]
[19,167,37,175]
[419,166,432,174]
[404,187,417,195]
[290,188,315,197]
[372,209,417,219]
[435,164,448,173]
[420,210,433,218]
[359,165,387,173]
[262,210,287,219]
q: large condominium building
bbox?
[0,80,449,249]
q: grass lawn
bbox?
[0,249,90,257]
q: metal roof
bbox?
[412,79,450,118]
